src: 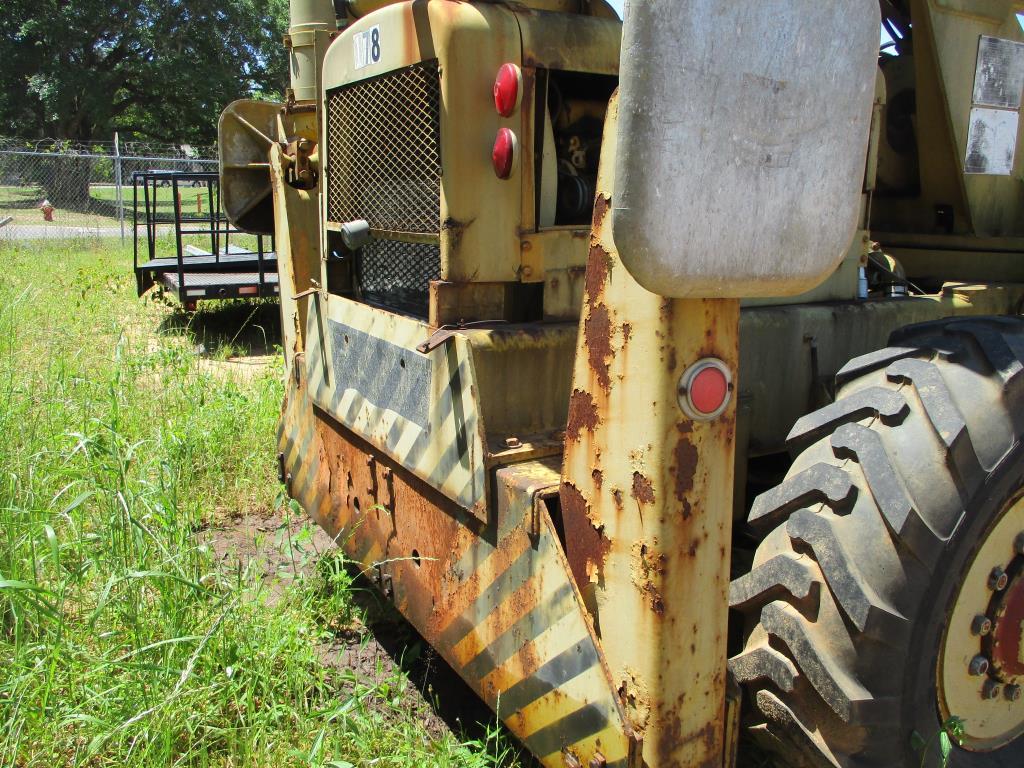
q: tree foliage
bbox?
[0,0,289,143]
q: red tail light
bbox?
[493,63,521,117]
[678,359,733,420]
[492,128,517,180]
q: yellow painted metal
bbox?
[270,143,323,362]
[561,93,740,767]
[321,2,524,283]
[938,493,1024,750]
[320,1,620,304]
[229,3,1024,767]
[347,0,618,14]
[286,0,337,103]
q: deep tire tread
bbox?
[787,387,910,451]
[730,316,1024,767]
[748,463,856,531]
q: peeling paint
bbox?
[631,472,655,505]
[560,481,611,588]
[670,427,699,503]
[566,388,601,442]
[585,303,614,392]
[585,243,613,302]
[592,193,610,230]
[631,541,666,615]
[618,667,651,732]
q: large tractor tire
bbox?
[730,317,1024,767]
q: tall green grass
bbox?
[0,239,517,767]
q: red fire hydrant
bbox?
[39,199,55,222]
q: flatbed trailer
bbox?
[132,170,276,308]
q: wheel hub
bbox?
[938,494,1024,751]
[988,567,1024,682]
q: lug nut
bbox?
[989,566,1009,591]
[1006,684,1022,702]
[969,655,990,676]
[972,614,993,636]
[982,679,1003,700]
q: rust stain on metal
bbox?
[658,722,720,768]
[560,481,610,588]
[631,471,655,505]
[664,345,677,372]
[591,468,604,489]
[659,298,674,322]
[592,193,610,229]
[585,303,613,392]
[621,322,632,344]
[585,243,613,302]
[566,388,600,442]
[671,425,699,503]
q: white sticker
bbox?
[965,107,1019,175]
[353,25,382,70]
[973,36,1024,110]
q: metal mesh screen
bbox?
[357,238,440,316]
[326,61,442,234]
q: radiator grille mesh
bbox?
[325,61,442,234]
[357,239,440,316]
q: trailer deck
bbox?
[132,171,276,309]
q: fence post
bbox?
[114,132,125,243]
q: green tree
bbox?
[0,0,289,144]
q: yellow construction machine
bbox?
[217,0,1024,765]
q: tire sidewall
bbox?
[905,442,1024,767]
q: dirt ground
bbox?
[202,504,501,749]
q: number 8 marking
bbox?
[371,28,380,62]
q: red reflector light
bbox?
[493,63,521,117]
[678,359,732,420]
[690,366,728,414]
[492,128,517,180]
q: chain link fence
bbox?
[0,137,218,241]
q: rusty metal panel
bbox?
[269,143,323,365]
[303,294,490,516]
[277,369,637,767]
[561,93,741,767]
[300,278,586,516]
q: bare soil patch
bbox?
[202,506,485,747]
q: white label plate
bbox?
[965,107,1019,175]
[973,36,1024,110]
[353,25,382,71]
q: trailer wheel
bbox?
[730,317,1024,767]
